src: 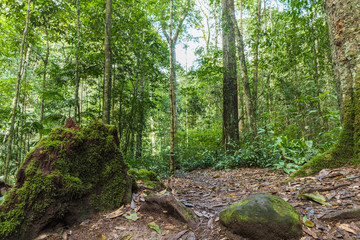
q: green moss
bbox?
[220,194,301,239]
[219,200,250,225]
[0,121,132,240]
[180,202,196,221]
[127,168,161,189]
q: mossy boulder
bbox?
[0,119,132,240]
[127,168,163,190]
[220,193,302,240]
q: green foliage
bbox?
[176,125,222,170]
[171,123,337,174]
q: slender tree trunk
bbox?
[4,0,31,183]
[149,89,156,156]
[18,46,30,169]
[237,0,244,134]
[160,0,188,173]
[40,25,49,140]
[74,0,81,123]
[230,5,255,134]
[118,76,125,141]
[136,74,145,159]
[293,0,360,177]
[222,0,239,147]
[103,0,112,124]
[252,0,262,132]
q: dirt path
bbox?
[40,167,360,240]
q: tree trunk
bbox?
[293,0,360,177]
[103,0,112,124]
[230,3,255,134]
[136,74,145,159]
[4,0,31,183]
[160,0,188,173]
[40,24,49,140]
[74,0,81,123]
[252,0,262,133]
[222,0,239,147]
[237,0,245,134]
[18,46,31,169]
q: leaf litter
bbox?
[40,167,360,239]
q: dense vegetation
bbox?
[0,0,349,185]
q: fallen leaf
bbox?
[158,189,167,195]
[105,206,125,219]
[148,222,162,234]
[96,233,106,240]
[338,223,357,235]
[125,212,139,221]
[302,216,315,228]
[298,193,332,206]
[120,233,133,240]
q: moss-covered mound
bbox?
[127,168,163,190]
[220,193,302,240]
[0,120,132,240]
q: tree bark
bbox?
[222,0,239,147]
[252,0,262,133]
[136,74,145,159]
[74,0,81,123]
[160,0,189,173]
[292,0,360,177]
[4,0,31,183]
[40,23,49,140]
[229,3,255,134]
[103,0,112,124]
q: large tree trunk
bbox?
[103,0,112,124]
[292,0,360,177]
[222,0,239,147]
[4,0,31,183]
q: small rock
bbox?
[219,193,302,240]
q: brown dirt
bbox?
[37,167,360,240]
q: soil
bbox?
[35,167,360,240]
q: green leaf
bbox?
[125,213,139,221]
[298,193,332,206]
[148,221,162,234]
[302,216,314,228]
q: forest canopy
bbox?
[1,0,358,184]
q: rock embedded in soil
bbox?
[219,193,302,240]
[0,120,133,240]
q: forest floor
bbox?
[38,167,360,240]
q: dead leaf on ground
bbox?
[105,205,125,219]
[120,233,133,240]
